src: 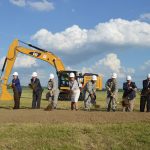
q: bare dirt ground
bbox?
[0,109,149,124]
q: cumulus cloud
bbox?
[32,25,88,52]
[31,18,150,64]
[9,0,26,7]
[81,53,135,78]
[9,0,54,11]
[0,55,38,69]
[32,18,150,49]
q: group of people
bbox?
[45,72,97,111]
[12,71,43,109]
[105,73,150,112]
[11,71,97,111]
[11,71,150,112]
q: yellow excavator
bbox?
[0,39,102,101]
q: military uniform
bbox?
[12,78,22,109]
[122,82,137,112]
[83,80,96,110]
[30,78,43,109]
[140,79,150,112]
[46,79,59,110]
[105,79,118,111]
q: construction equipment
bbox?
[82,73,102,89]
[0,39,102,101]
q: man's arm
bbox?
[123,83,127,90]
[86,82,94,95]
[143,80,147,90]
[105,80,111,91]
[93,83,96,93]
[132,82,137,91]
[112,81,118,96]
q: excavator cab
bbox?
[58,70,83,100]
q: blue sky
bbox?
[0,0,150,87]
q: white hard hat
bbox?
[69,72,75,78]
[32,72,37,77]
[13,72,18,76]
[112,73,117,79]
[92,75,97,81]
[147,74,150,78]
[49,73,54,79]
[126,75,132,81]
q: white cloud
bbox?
[32,19,150,53]
[0,55,38,69]
[32,18,150,64]
[139,13,150,21]
[9,0,26,7]
[28,0,54,11]
[9,0,54,11]
[81,53,135,78]
[32,25,88,52]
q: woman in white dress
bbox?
[69,72,80,110]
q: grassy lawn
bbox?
[0,88,149,150]
[0,123,149,150]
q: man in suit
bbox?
[29,72,43,109]
[12,72,22,109]
[140,74,150,112]
[122,75,137,112]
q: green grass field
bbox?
[0,88,149,150]
[0,88,142,110]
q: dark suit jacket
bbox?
[141,79,150,95]
[30,78,43,93]
[12,78,22,92]
[123,82,137,100]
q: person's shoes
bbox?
[107,109,110,112]
[112,109,116,112]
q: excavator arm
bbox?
[0,39,65,100]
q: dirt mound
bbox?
[0,109,149,124]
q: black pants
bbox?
[32,91,42,109]
[13,91,21,109]
[140,96,150,112]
